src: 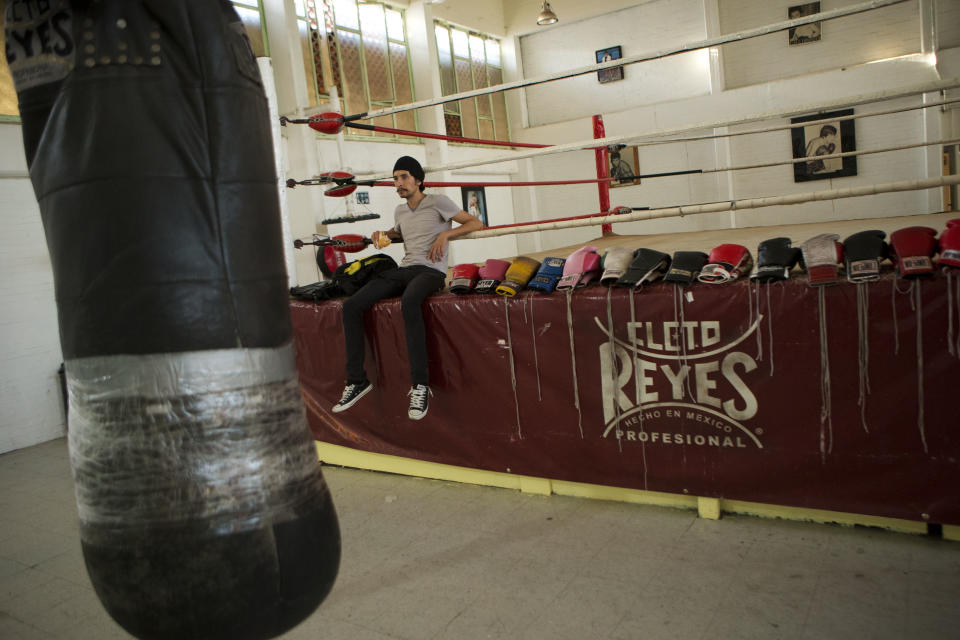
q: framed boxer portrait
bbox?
[788,2,822,45]
[596,46,624,84]
[462,187,488,227]
[791,109,857,182]
[608,145,640,187]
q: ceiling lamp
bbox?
[537,1,558,26]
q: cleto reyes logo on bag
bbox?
[594,315,764,450]
[5,0,75,91]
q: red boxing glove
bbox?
[938,219,960,269]
[698,244,753,283]
[319,246,347,278]
[890,226,937,277]
[449,263,480,294]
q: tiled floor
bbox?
[2,438,959,640]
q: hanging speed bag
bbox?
[5,2,340,639]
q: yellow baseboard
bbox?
[315,441,951,540]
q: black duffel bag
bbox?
[291,253,398,301]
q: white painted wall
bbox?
[507,0,958,251]
[430,0,507,36]
[0,123,66,454]
[720,0,921,90]
[938,0,960,49]
[519,0,712,126]
[502,0,644,35]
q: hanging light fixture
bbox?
[537,1,558,26]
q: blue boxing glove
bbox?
[526,257,566,293]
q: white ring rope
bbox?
[354,0,908,123]
[459,175,960,239]
[705,136,960,175]
[355,78,960,180]
[634,97,960,147]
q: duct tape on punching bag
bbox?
[4,2,340,638]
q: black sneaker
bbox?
[332,380,372,413]
[407,384,432,420]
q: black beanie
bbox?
[393,156,426,191]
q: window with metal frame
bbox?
[231,0,269,57]
[303,0,417,141]
[234,0,324,110]
[434,22,509,144]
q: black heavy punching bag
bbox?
[5,1,341,638]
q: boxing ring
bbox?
[291,246,960,535]
[283,0,960,539]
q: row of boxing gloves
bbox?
[448,220,960,296]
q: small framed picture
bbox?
[608,145,640,187]
[788,2,822,45]
[461,187,488,227]
[595,46,624,84]
[791,109,857,182]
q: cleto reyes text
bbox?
[598,320,758,424]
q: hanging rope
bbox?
[817,287,833,463]
[566,290,584,439]
[503,298,523,441]
[915,281,928,454]
[856,283,871,434]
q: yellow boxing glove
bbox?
[495,256,541,297]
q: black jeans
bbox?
[342,266,445,386]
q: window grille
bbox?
[231,0,269,57]
[434,22,509,143]
[305,0,417,141]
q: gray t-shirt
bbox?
[393,193,461,273]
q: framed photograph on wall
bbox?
[788,2,822,45]
[608,145,640,187]
[461,187,488,227]
[791,109,857,182]
[595,46,624,84]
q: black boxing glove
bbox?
[616,249,671,287]
[843,230,887,283]
[750,237,801,282]
[664,251,709,285]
